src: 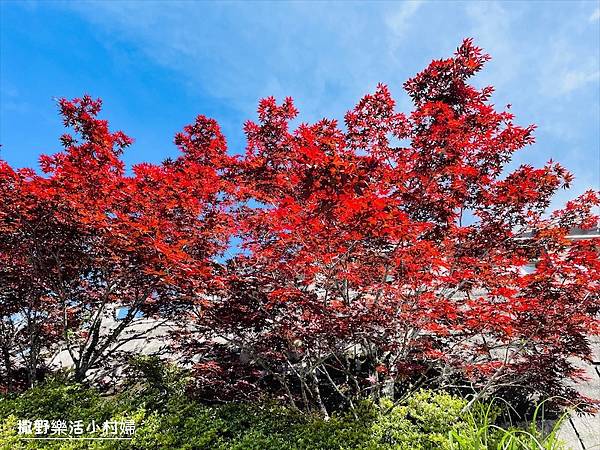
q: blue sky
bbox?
[1,0,598,211]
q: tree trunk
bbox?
[381,376,395,399]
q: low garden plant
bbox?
[0,360,570,449]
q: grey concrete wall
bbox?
[559,337,600,449]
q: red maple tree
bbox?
[1,40,598,416]
[180,39,599,414]
[1,97,233,386]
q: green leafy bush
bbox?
[0,361,569,449]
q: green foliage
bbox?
[0,362,570,450]
[0,380,106,421]
[121,356,190,410]
[447,399,569,450]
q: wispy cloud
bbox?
[65,2,405,122]
[590,7,600,22]
[537,36,600,97]
[386,0,423,37]
[464,1,517,89]
[560,69,600,94]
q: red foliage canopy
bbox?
[1,40,598,413]
[1,97,232,385]
[180,39,599,411]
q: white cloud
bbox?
[385,0,423,36]
[464,1,517,89]
[560,69,600,94]
[65,2,405,122]
[64,0,466,135]
[590,7,600,22]
[537,36,600,97]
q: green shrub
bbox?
[0,377,569,449]
[0,381,106,422]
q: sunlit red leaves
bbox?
[1,95,234,385]
[345,83,409,154]
[2,38,599,405]
[211,38,600,406]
